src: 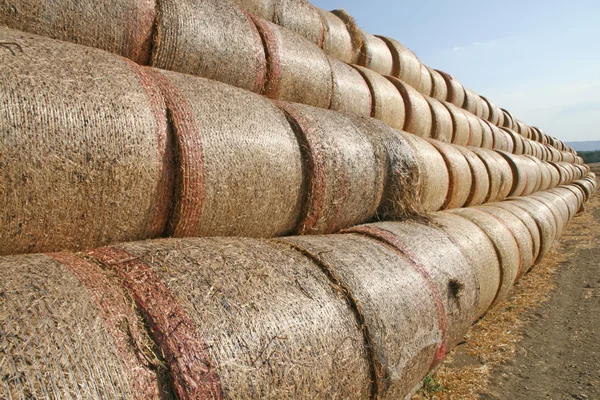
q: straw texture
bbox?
[358,31,394,76]
[437,70,465,107]
[429,67,448,102]
[231,0,274,20]
[464,111,484,147]
[418,64,433,96]
[380,36,422,88]
[428,140,472,209]
[454,146,490,207]
[329,58,372,116]
[388,76,432,137]
[426,97,453,142]
[444,102,470,146]
[508,198,558,263]
[318,8,358,63]
[273,0,325,47]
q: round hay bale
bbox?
[0,253,165,398]
[429,67,448,102]
[480,96,491,121]
[0,0,155,64]
[492,202,542,269]
[418,63,434,96]
[495,104,505,128]
[530,126,542,142]
[437,70,466,107]
[232,0,274,20]
[0,29,173,256]
[482,96,500,125]
[454,146,490,207]
[153,70,304,239]
[273,0,325,47]
[387,76,433,137]
[278,102,385,234]
[465,112,484,147]
[252,18,332,108]
[318,8,359,64]
[280,232,443,398]
[427,140,473,209]
[480,119,495,149]
[549,162,570,186]
[522,138,533,155]
[496,151,529,197]
[525,155,551,192]
[425,97,453,143]
[330,9,363,64]
[501,128,524,155]
[468,148,513,203]
[358,31,394,76]
[573,179,594,202]
[399,132,450,212]
[500,108,515,129]
[444,102,471,146]
[433,212,500,318]
[547,162,562,189]
[347,221,479,351]
[380,36,423,88]
[329,58,373,117]
[353,65,406,129]
[490,123,510,152]
[151,0,266,93]
[349,116,423,220]
[529,192,570,236]
[550,187,583,219]
[449,208,520,302]
[508,197,558,264]
[89,237,371,399]
[479,206,535,279]
[463,88,480,115]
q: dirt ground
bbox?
[414,187,600,400]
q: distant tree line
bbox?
[579,151,600,164]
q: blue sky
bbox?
[313,0,600,142]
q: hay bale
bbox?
[88,237,371,399]
[278,103,384,234]
[522,137,533,155]
[492,202,541,268]
[152,70,304,239]
[348,116,423,220]
[387,76,433,137]
[444,102,471,146]
[508,198,558,263]
[468,148,513,203]
[501,108,515,129]
[433,213,500,318]
[425,97,453,143]
[429,67,448,102]
[490,123,510,151]
[482,96,500,125]
[547,162,562,189]
[380,36,422,88]
[427,140,473,209]
[525,155,551,192]
[463,88,480,115]
[329,58,373,116]
[550,187,583,219]
[0,28,173,256]
[399,132,450,212]
[330,9,363,64]
[501,128,524,155]
[318,8,358,63]
[418,64,434,96]
[449,208,520,302]
[437,70,465,107]
[529,193,570,236]
[549,162,570,186]
[573,179,594,202]
[151,0,266,93]
[479,206,535,279]
[497,151,529,197]
[479,119,495,149]
[358,31,394,76]
[231,0,274,20]
[0,0,155,64]
[353,65,406,129]
[464,111,484,147]
[252,18,333,108]
[480,97,491,121]
[0,253,165,397]
[273,0,325,47]
[280,232,443,398]
[454,146,490,207]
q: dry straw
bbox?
[464,111,484,147]
[0,253,167,398]
[277,103,384,235]
[479,119,495,149]
[429,67,448,102]
[328,58,372,117]
[151,0,266,93]
[444,102,471,146]
[387,76,433,137]
[0,0,155,64]
[358,31,394,76]
[427,140,473,210]
[330,9,363,64]
[273,0,325,47]
[251,17,333,109]
[379,36,423,88]
[481,96,499,125]
[352,65,406,130]
[231,0,275,20]
[152,69,305,239]
[437,70,465,107]
[0,27,173,256]
[454,146,490,207]
[463,88,480,116]
[318,8,359,63]
[425,97,453,143]
[417,64,433,96]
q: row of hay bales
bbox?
[0,179,596,399]
[231,0,577,155]
[0,26,587,257]
[0,0,576,160]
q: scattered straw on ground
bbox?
[414,192,599,399]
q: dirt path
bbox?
[414,191,600,400]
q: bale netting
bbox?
[152,70,304,239]
[444,102,471,146]
[398,132,450,212]
[329,58,373,117]
[429,67,448,102]
[0,28,173,256]
[358,31,394,76]
[437,70,465,108]
[251,18,333,108]
[273,0,325,47]
[277,103,385,235]
[231,0,275,20]
[448,208,520,303]
[454,146,490,207]
[379,36,423,88]
[427,140,473,210]
[318,8,359,64]
[426,97,453,143]
[151,0,266,93]
[348,116,423,220]
[0,253,166,398]
[387,76,433,137]
[278,233,443,399]
[433,212,500,318]
[0,0,155,64]
[88,237,372,399]
[353,65,406,130]
[346,221,479,351]
[418,64,434,96]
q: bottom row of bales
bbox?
[0,179,596,399]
